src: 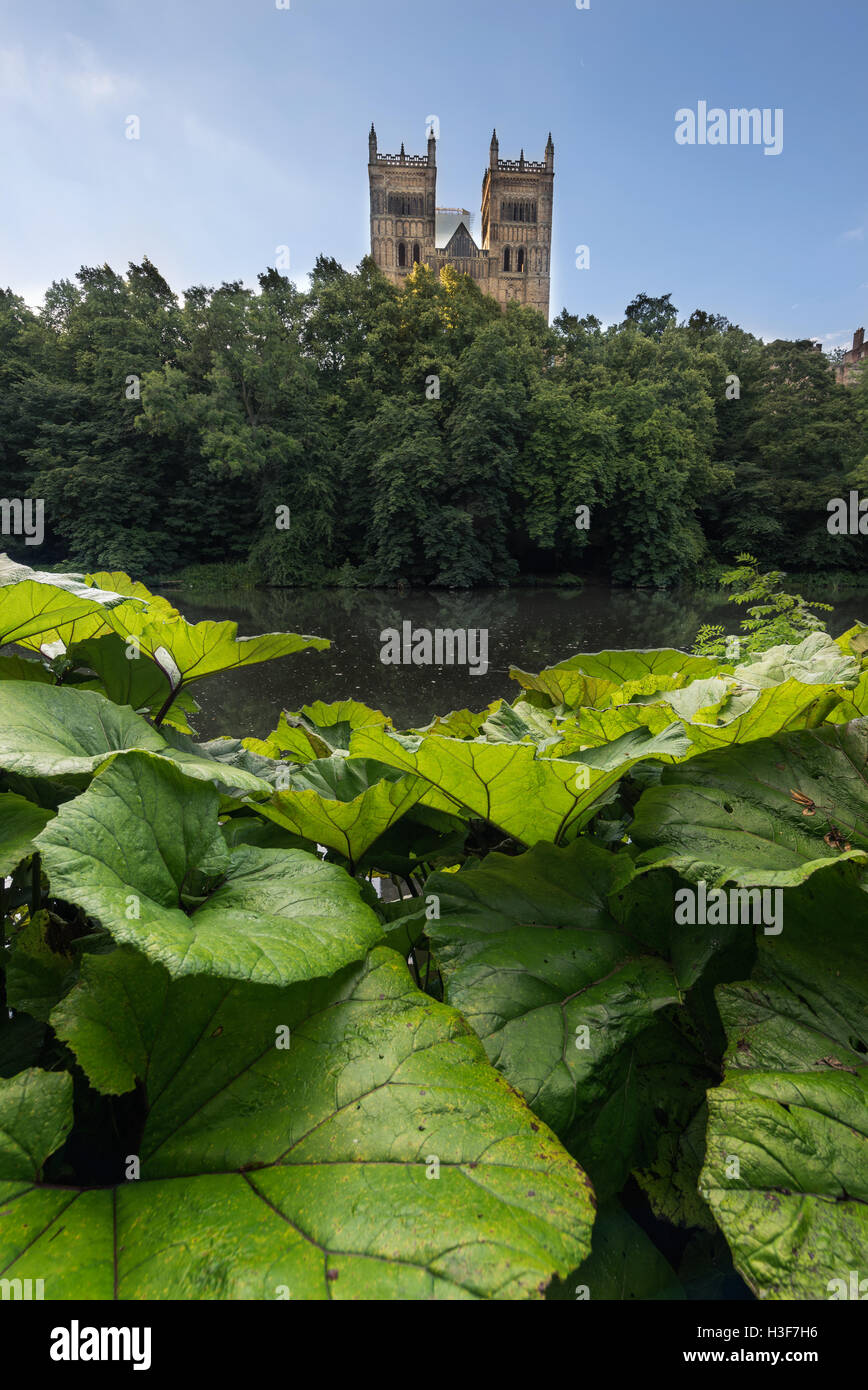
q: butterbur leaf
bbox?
[5,912,78,1022]
[734,633,859,690]
[833,623,868,658]
[0,654,56,683]
[84,570,181,620]
[65,633,199,731]
[561,721,692,770]
[574,1015,713,1201]
[0,949,595,1300]
[248,700,392,763]
[0,792,53,876]
[0,577,143,649]
[0,683,271,795]
[632,720,868,888]
[413,706,495,739]
[510,649,718,711]
[676,679,844,750]
[699,872,868,1299]
[252,757,425,865]
[34,752,383,987]
[0,1068,72,1182]
[551,702,685,759]
[480,701,562,749]
[102,607,330,694]
[424,840,684,1157]
[349,727,635,846]
[633,1103,715,1233]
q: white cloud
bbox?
[0,36,130,115]
[818,330,850,345]
[842,226,865,241]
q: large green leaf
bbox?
[557,678,842,763]
[0,792,53,876]
[349,727,636,846]
[5,912,78,1022]
[676,679,844,752]
[424,841,691,1168]
[34,752,383,987]
[549,702,687,760]
[510,649,718,711]
[0,683,270,795]
[0,654,56,683]
[632,720,868,888]
[699,871,868,1299]
[246,700,392,764]
[66,633,199,732]
[0,577,142,649]
[733,633,860,690]
[0,948,595,1299]
[252,758,425,866]
[102,606,330,697]
[84,570,180,619]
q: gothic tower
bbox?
[368,124,437,284]
[481,131,554,317]
[368,125,554,319]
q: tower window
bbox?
[503,247,511,272]
[500,201,539,224]
[413,243,421,264]
[398,242,407,268]
[388,194,423,216]
[517,248,525,272]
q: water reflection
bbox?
[166,583,868,740]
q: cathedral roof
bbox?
[435,211,478,250]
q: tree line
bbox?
[1,257,865,588]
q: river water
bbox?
[166,582,868,740]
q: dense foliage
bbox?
[1,559,866,1300]
[1,265,866,587]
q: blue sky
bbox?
[1,0,865,346]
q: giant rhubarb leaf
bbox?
[349,727,639,846]
[0,792,53,876]
[423,842,698,1177]
[509,649,718,711]
[699,870,868,1299]
[0,949,595,1299]
[0,683,270,795]
[251,757,424,866]
[34,752,382,987]
[632,720,868,888]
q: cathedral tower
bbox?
[368,124,437,283]
[481,131,554,317]
[368,125,554,319]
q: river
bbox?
[164,582,868,740]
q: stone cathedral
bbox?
[368,125,554,319]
